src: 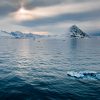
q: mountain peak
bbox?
[70,25,89,38]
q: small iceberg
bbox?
[67,71,100,80]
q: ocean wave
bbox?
[67,71,100,80]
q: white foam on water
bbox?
[67,71,100,80]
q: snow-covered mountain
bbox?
[0,30,45,39]
[10,31,43,39]
[70,25,89,38]
[0,23,49,39]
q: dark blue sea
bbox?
[0,37,100,100]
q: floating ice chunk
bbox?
[67,71,100,80]
[67,71,84,78]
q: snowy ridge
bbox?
[0,30,44,39]
[67,71,100,80]
[0,23,48,39]
[10,31,43,39]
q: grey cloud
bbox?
[0,0,20,17]
[17,0,100,9]
[0,0,66,16]
[25,0,66,9]
[20,9,100,27]
[0,0,100,16]
[0,6,18,17]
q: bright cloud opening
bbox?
[10,7,36,21]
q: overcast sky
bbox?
[0,0,100,36]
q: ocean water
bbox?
[0,37,100,100]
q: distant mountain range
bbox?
[0,30,46,39]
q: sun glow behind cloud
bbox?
[10,0,37,21]
[9,0,100,22]
[10,7,36,21]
